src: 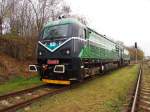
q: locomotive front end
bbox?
[37,19,86,84]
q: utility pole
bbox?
[135,42,137,63]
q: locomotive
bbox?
[30,18,130,85]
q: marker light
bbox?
[66,49,70,55]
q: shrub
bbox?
[0,35,37,61]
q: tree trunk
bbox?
[0,17,2,37]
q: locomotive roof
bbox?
[87,27,117,45]
[87,27,125,49]
[44,18,125,49]
[44,18,86,28]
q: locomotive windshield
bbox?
[40,23,83,40]
[42,24,69,40]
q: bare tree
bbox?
[0,0,87,38]
[69,14,88,25]
[27,0,61,34]
[0,0,10,36]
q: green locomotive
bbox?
[36,18,130,84]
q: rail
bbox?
[0,84,69,112]
[130,65,142,112]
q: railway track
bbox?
[0,76,95,112]
[0,66,128,112]
[130,61,150,112]
[0,84,70,112]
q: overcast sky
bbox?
[65,0,150,56]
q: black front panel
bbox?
[38,58,81,80]
[37,38,86,63]
[38,39,74,60]
[37,38,86,80]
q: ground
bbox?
[19,65,138,112]
[0,76,42,95]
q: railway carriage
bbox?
[34,18,130,85]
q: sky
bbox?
[65,0,150,56]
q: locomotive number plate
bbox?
[47,60,59,64]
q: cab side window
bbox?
[79,28,86,39]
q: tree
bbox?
[0,0,88,38]
[127,46,144,60]
[0,0,10,36]
[27,0,64,34]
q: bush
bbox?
[0,35,37,61]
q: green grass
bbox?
[20,65,138,112]
[0,75,42,95]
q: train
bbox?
[29,18,130,85]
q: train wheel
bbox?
[78,68,85,82]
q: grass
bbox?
[0,75,42,95]
[20,65,138,112]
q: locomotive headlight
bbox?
[39,52,42,55]
[61,48,71,55]
[66,49,70,55]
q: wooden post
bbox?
[136,48,137,64]
[135,42,137,64]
